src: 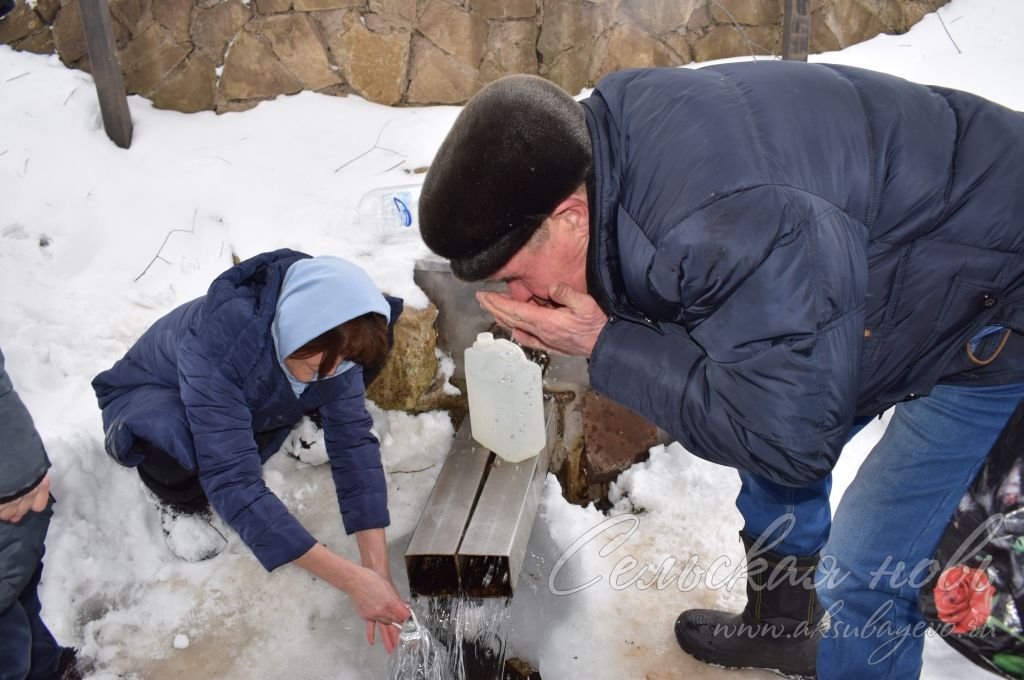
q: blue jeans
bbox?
[0,561,62,680]
[736,381,1024,679]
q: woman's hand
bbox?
[345,566,408,653]
[294,541,410,654]
[0,474,51,524]
[355,527,408,653]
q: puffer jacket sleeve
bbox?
[318,368,389,534]
[589,188,867,486]
[0,349,50,502]
[0,348,53,612]
[177,337,316,571]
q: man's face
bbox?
[489,218,589,306]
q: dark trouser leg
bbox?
[135,432,280,511]
[137,441,231,563]
[20,563,62,680]
[253,429,282,455]
[135,440,208,514]
[0,597,31,680]
[0,560,63,680]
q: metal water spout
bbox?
[405,258,577,598]
[405,402,556,598]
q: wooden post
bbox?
[78,0,133,148]
[782,0,810,61]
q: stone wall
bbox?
[1,0,945,112]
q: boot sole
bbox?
[681,653,815,680]
[676,628,816,680]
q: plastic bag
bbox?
[918,399,1024,679]
[387,611,452,680]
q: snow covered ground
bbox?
[1,0,1021,677]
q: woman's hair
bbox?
[289,312,389,377]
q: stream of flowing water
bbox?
[389,596,513,680]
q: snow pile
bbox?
[0,0,1021,677]
[524,448,751,679]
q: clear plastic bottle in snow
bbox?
[356,185,421,232]
[464,332,544,462]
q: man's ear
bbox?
[550,187,590,238]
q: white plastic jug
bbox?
[464,332,545,462]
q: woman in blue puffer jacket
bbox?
[92,249,410,652]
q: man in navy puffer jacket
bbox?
[419,63,1024,679]
[93,250,411,652]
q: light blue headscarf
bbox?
[271,256,391,396]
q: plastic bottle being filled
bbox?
[355,185,422,232]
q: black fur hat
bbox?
[419,75,592,281]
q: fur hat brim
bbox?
[419,75,592,281]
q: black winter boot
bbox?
[674,533,822,680]
[38,647,82,680]
[57,647,83,680]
